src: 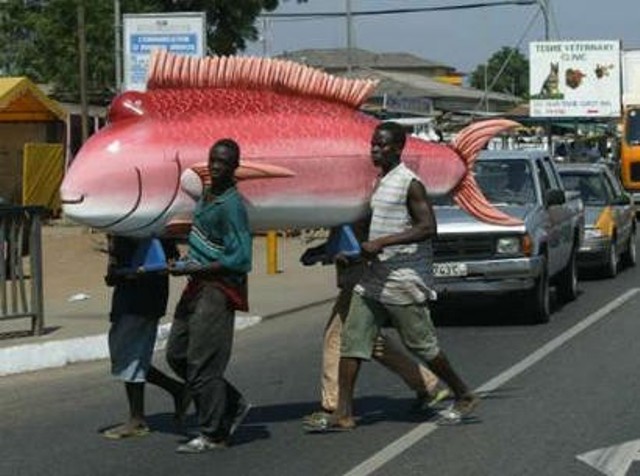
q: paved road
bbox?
[2,258,640,476]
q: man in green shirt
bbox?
[166,138,253,453]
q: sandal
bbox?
[302,411,355,433]
[102,423,151,440]
[437,394,480,425]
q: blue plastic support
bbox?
[127,238,167,273]
[326,224,361,259]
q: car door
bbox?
[603,168,633,247]
[536,158,565,275]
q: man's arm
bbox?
[361,179,436,257]
[169,198,252,278]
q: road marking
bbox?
[342,288,640,476]
[577,439,640,476]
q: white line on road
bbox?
[342,288,640,476]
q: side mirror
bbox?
[611,194,631,206]
[546,189,566,206]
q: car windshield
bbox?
[432,159,537,206]
[559,172,609,205]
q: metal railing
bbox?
[0,206,46,335]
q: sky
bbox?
[245,0,640,75]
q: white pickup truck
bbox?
[432,149,584,324]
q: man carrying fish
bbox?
[305,122,478,432]
[299,226,450,420]
[166,138,253,453]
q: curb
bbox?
[0,316,262,378]
[0,297,335,378]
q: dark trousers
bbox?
[166,283,243,438]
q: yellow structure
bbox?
[266,230,280,275]
[0,77,66,210]
[0,77,66,122]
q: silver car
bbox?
[558,163,637,277]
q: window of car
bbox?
[559,171,610,205]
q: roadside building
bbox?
[0,77,66,213]
[277,48,522,124]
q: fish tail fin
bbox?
[454,174,523,226]
[451,119,521,167]
[450,119,523,226]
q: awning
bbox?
[0,77,66,122]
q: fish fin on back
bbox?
[451,119,521,167]
[454,174,523,226]
[147,50,379,108]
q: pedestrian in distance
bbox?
[102,235,190,440]
[299,226,451,421]
[304,121,479,432]
[166,138,253,454]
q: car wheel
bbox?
[621,228,637,268]
[557,247,578,302]
[524,255,550,324]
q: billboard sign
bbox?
[123,12,206,92]
[529,40,621,118]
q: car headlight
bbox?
[496,236,522,255]
[584,227,605,240]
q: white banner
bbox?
[123,12,206,92]
[529,40,621,118]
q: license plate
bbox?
[433,262,468,277]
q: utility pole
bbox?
[484,63,489,112]
[538,0,550,40]
[77,1,89,144]
[345,0,353,72]
[261,17,269,56]
[114,0,122,92]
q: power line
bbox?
[263,1,538,18]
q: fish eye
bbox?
[107,91,148,123]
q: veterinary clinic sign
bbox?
[123,12,206,92]
[529,40,621,118]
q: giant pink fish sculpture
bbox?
[60,50,522,237]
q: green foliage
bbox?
[469,47,529,99]
[0,0,280,103]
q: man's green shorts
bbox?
[340,292,440,361]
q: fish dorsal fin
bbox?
[147,50,379,108]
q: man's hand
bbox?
[300,243,328,266]
[361,240,384,258]
[168,260,205,276]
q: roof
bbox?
[478,149,550,160]
[0,77,66,122]
[556,162,608,173]
[278,48,452,71]
[342,68,521,104]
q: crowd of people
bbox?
[100,125,478,454]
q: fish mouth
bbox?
[61,195,85,205]
[112,155,183,235]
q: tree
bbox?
[0,0,280,103]
[469,47,529,99]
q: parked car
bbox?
[558,162,636,277]
[432,149,584,324]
